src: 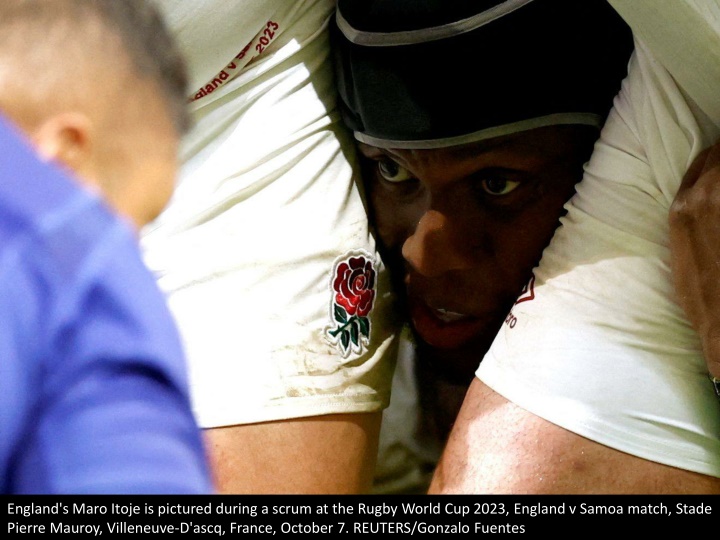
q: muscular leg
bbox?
[430,378,720,494]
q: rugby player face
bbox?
[359,125,595,379]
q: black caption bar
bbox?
[2,495,717,536]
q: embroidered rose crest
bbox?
[326,252,376,356]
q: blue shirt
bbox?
[0,116,212,494]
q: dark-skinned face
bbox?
[360,124,597,383]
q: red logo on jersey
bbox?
[326,252,376,357]
[515,274,536,305]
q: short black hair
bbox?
[0,0,190,133]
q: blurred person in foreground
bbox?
[0,0,212,494]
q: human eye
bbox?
[377,158,414,183]
[479,176,521,196]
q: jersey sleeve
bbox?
[141,0,402,428]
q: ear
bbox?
[31,112,97,188]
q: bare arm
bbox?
[429,378,720,494]
[670,140,720,383]
[205,412,381,494]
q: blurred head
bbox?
[0,0,190,229]
[334,0,633,381]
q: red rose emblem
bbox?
[326,252,376,356]
[333,256,376,317]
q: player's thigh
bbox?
[430,378,720,494]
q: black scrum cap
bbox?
[333,0,634,149]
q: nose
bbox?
[402,209,474,277]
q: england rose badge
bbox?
[325,251,376,356]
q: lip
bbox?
[409,296,492,349]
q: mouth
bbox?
[431,307,473,323]
[408,297,494,350]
